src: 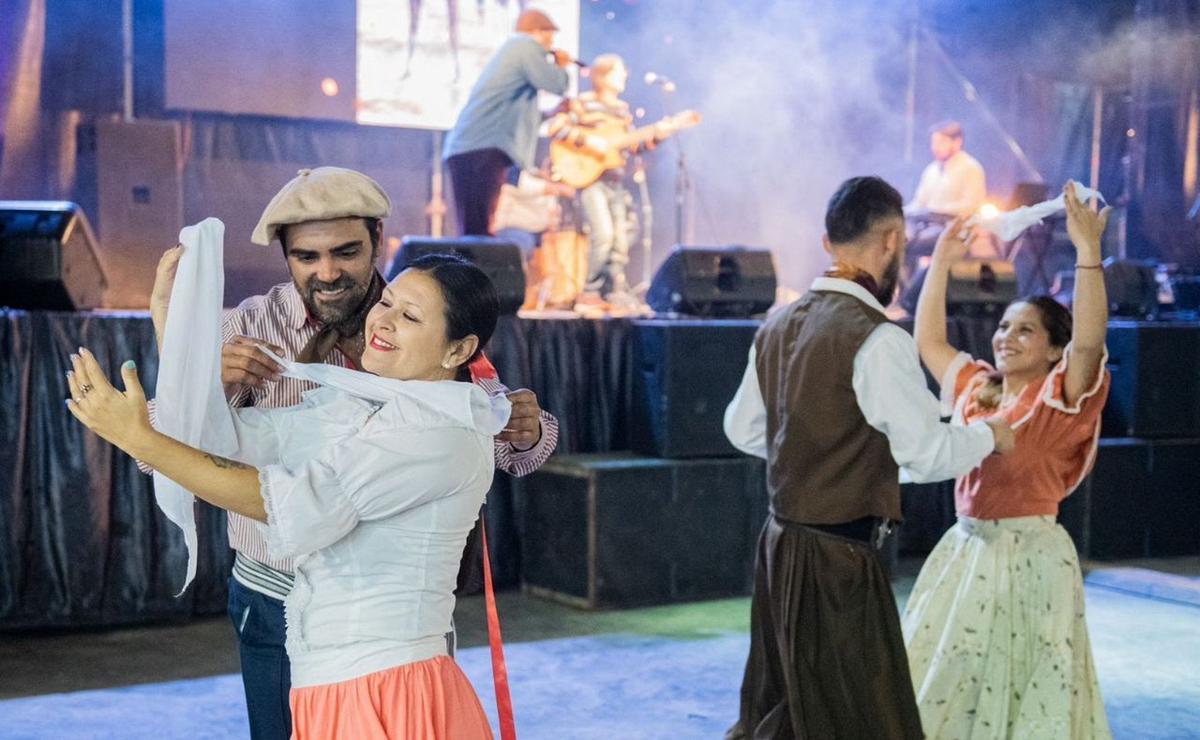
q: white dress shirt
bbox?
[225,380,506,688]
[909,150,987,216]
[724,277,995,484]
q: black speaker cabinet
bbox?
[387,236,526,315]
[1058,438,1200,559]
[946,259,1018,316]
[901,259,1019,318]
[0,201,107,310]
[630,319,760,458]
[646,245,776,318]
[521,453,768,609]
[1102,259,1159,319]
[1101,321,1200,438]
[94,120,184,309]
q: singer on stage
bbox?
[442,9,572,236]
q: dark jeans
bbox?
[446,148,513,235]
[227,577,292,740]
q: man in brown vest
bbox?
[723,176,1015,739]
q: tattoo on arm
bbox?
[205,453,251,470]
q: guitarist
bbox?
[548,54,667,311]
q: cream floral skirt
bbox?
[902,515,1111,739]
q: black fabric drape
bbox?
[0,309,230,629]
[2,310,998,625]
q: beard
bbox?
[301,274,372,330]
[874,251,901,306]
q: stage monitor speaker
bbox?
[646,246,776,318]
[1167,272,1200,314]
[630,319,760,458]
[0,201,107,310]
[1059,438,1200,558]
[521,452,768,609]
[94,120,184,308]
[1101,321,1200,438]
[1103,258,1158,318]
[945,259,1018,317]
[386,236,526,315]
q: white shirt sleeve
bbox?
[852,324,995,483]
[723,345,768,459]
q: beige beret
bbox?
[251,167,392,246]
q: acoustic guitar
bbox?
[550,109,701,189]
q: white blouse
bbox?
[226,379,509,688]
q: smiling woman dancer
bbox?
[902,182,1114,739]
[66,250,503,739]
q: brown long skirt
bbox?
[727,516,924,740]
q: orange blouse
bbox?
[944,347,1110,520]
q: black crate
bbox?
[521,453,769,609]
[1059,438,1200,559]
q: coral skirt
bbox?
[289,656,494,740]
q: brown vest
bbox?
[755,290,901,524]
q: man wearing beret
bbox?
[443,9,572,235]
[148,166,559,740]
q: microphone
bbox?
[643,72,676,92]
[551,49,587,68]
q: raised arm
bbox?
[1062,181,1111,406]
[517,38,569,95]
[149,246,182,354]
[913,215,971,384]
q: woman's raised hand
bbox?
[931,216,972,268]
[1063,181,1111,261]
[65,348,153,454]
[150,245,184,340]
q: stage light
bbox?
[605,11,615,20]
[1127,128,1137,138]
[321,78,339,97]
[979,202,999,220]
[634,107,646,119]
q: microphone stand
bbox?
[658,82,692,248]
[632,156,654,294]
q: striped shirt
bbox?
[152,280,558,600]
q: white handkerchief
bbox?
[968,181,1106,242]
[260,348,512,436]
[153,218,238,594]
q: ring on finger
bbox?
[79,383,94,394]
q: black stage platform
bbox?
[2,309,1196,627]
